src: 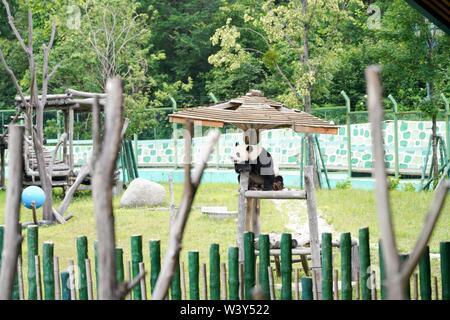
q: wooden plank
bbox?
[237,172,249,262]
[169,116,224,128]
[245,190,306,199]
[294,125,338,135]
[304,166,322,300]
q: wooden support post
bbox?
[139,262,147,300]
[126,261,132,300]
[371,270,377,300]
[321,233,333,300]
[31,202,38,226]
[27,225,39,300]
[280,233,292,300]
[440,241,450,300]
[244,232,255,300]
[76,235,88,300]
[340,232,352,300]
[258,234,270,299]
[301,277,313,300]
[201,263,208,300]
[419,246,432,300]
[188,251,200,300]
[268,266,275,300]
[221,263,227,300]
[304,166,322,299]
[35,256,42,300]
[333,269,339,300]
[17,258,24,300]
[149,240,161,294]
[68,108,74,173]
[295,269,300,300]
[434,276,439,300]
[359,227,371,300]
[54,256,60,300]
[181,261,187,301]
[237,172,249,262]
[43,242,55,300]
[228,247,239,300]
[131,235,143,300]
[209,243,220,300]
[86,259,94,300]
[170,257,181,300]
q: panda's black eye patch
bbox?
[236,152,240,157]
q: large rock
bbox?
[120,178,166,208]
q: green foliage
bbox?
[335,180,352,190]
[387,177,400,191]
[402,182,417,192]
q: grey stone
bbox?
[120,178,166,208]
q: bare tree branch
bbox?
[152,124,220,300]
[366,65,403,299]
[0,125,24,299]
[93,77,124,300]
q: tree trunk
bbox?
[301,0,320,187]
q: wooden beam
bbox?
[169,116,224,128]
[294,125,338,135]
[245,190,306,199]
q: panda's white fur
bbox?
[231,143,279,176]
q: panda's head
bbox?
[231,142,249,163]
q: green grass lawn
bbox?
[316,189,450,253]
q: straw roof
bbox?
[169,90,338,134]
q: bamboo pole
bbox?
[61,271,71,300]
[322,233,333,300]
[221,263,227,300]
[54,256,60,300]
[126,261,132,300]
[359,227,371,300]
[333,269,339,300]
[244,232,255,300]
[17,258,24,300]
[239,263,244,300]
[280,233,292,300]
[440,242,450,300]
[268,266,275,300]
[86,258,94,300]
[209,243,220,300]
[258,234,270,299]
[181,261,187,300]
[188,251,200,300]
[434,276,439,300]
[77,236,88,300]
[170,256,181,300]
[115,248,125,284]
[43,242,55,300]
[228,247,239,300]
[131,235,143,300]
[301,277,313,300]
[68,259,76,300]
[27,225,39,300]
[413,273,419,300]
[419,246,432,300]
[149,240,161,294]
[35,255,42,300]
[341,232,352,300]
[295,269,300,300]
[139,262,147,300]
[201,263,208,300]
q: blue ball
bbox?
[21,186,46,209]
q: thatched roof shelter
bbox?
[169,89,338,135]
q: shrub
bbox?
[336,180,352,190]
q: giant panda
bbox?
[231,142,284,191]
